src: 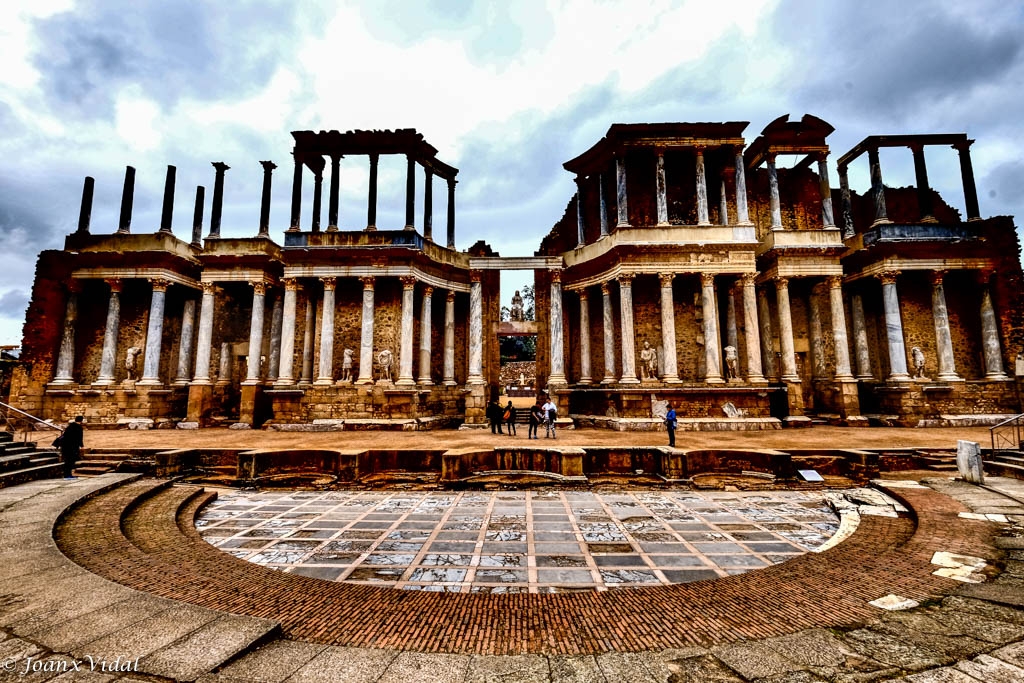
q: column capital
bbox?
[470,269,483,284]
[260,160,277,172]
[66,279,83,295]
[212,161,230,174]
[358,275,375,289]
[320,277,336,292]
[654,145,667,157]
[837,163,848,176]
[329,153,343,163]
[550,268,562,284]
[577,288,589,302]
[908,142,925,153]
[952,139,975,152]
[250,281,267,296]
[774,276,789,290]
[826,274,844,290]
[930,269,948,286]
[976,268,994,285]
[658,272,675,288]
[283,277,299,291]
[740,272,758,286]
[400,275,417,289]
[600,281,611,296]
[617,272,634,286]
[876,270,900,286]
[694,144,706,155]
[104,278,123,293]
[149,278,170,293]
[446,289,455,303]
[201,282,216,296]
[700,272,715,287]
[765,151,777,164]
[422,285,434,297]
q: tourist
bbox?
[56,416,84,479]
[664,403,677,448]
[487,399,503,435]
[528,403,544,439]
[542,398,557,439]
[504,401,517,436]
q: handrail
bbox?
[991,413,1024,430]
[990,413,1024,454]
[0,401,64,431]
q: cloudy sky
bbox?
[1,0,1022,345]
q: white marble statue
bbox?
[639,340,658,380]
[125,346,142,381]
[341,348,354,382]
[510,290,525,321]
[911,346,926,379]
[724,345,739,380]
[377,348,393,382]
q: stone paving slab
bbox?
[465,654,549,682]
[213,639,327,682]
[955,653,1024,683]
[139,613,278,682]
[20,596,169,653]
[378,651,471,683]
[284,646,398,683]
[71,604,221,667]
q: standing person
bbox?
[528,402,544,440]
[58,415,84,479]
[487,398,503,435]
[542,397,557,439]
[664,403,677,448]
[503,401,517,436]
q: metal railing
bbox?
[990,413,1024,454]
[0,401,63,444]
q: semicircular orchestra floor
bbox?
[197,489,842,593]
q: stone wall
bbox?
[269,384,465,424]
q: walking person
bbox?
[542,398,557,439]
[57,415,84,479]
[487,398,503,435]
[503,401,517,436]
[528,402,543,439]
[664,403,677,448]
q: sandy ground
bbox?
[65,425,995,452]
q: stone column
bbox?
[741,274,766,383]
[446,178,456,249]
[725,283,739,354]
[404,155,416,230]
[979,271,1008,379]
[244,281,266,385]
[817,153,836,229]
[601,282,616,384]
[423,168,433,241]
[838,165,854,238]
[117,166,135,234]
[877,270,910,380]
[578,289,592,384]
[775,277,799,381]
[868,146,889,224]
[139,279,169,385]
[827,276,854,380]
[96,280,122,385]
[258,160,276,238]
[267,293,283,381]
[598,173,610,237]
[809,288,827,380]
[174,298,196,385]
[217,342,232,386]
[757,286,777,380]
[418,285,433,385]
[300,292,315,385]
[76,176,94,235]
[695,147,710,226]
[356,277,375,384]
[735,149,751,225]
[52,283,80,385]
[443,290,456,386]
[719,176,729,226]
[659,273,680,383]
[615,154,629,227]
[655,149,669,226]
[158,165,176,234]
[316,278,336,385]
[209,162,229,238]
[366,153,379,231]
[549,270,567,385]
[311,169,323,233]
[397,276,417,385]
[701,273,723,383]
[911,144,935,222]
[930,270,959,381]
[328,154,341,231]
[191,186,204,248]
[467,271,484,385]
[616,274,639,383]
[850,293,873,380]
[767,153,782,230]
[193,283,216,384]
[575,176,586,246]
[289,154,302,231]
[276,278,299,385]
[955,141,981,221]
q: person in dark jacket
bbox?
[59,416,84,479]
[664,404,677,448]
[487,399,503,435]
[503,401,517,436]
[528,403,544,439]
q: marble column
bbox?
[158,165,176,234]
[868,146,889,224]
[174,298,196,385]
[193,283,216,384]
[316,278,336,385]
[695,147,710,226]
[979,271,1008,379]
[356,277,375,384]
[423,168,433,241]
[300,292,315,385]
[615,154,629,227]
[311,169,322,233]
[659,273,680,383]
[577,289,592,384]
[655,149,669,226]
[289,154,302,231]
[735,149,751,225]
[850,293,873,380]
[719,176,729,226]
[467,271,484,385]
[139,279,169,385]
[276,279,299,385]
[725,283,739,354]
[817,153,836,229]
[700,273,723,383]
[618,273,639,383]
[327,155,341,232]
[209,162,229,238]
[367,153,379,231]
[775,277,799,381]
[877,270,909,380]
[404,155,416,230]
[741,274,766,383]
[77,176,94,235]
[267,293,283,382]
[190,186,204,248]
[443,290,456,386]
[397,276,417,385]
[767,153,782,230]
[549,270,567,385]
[575,177,586,246]
[757,286,777,380]
[930,270,959,382]
[446,178,456,249]
[955,141,981,221]
[52,284,80,385]
[96,280,122,385]
[418,285,434,385]
[598,173,610,237]
[258,160,276,238]
[601,282,616,384]
[827,276,854,380]
[809,288,827,380]
[244,282,266,385]
[117,166,135,234]
[838,165,855,238]
[217,342,232,386]
[911,144,935,222]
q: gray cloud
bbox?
[0,290,29,319]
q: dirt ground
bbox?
[69,425,994,452]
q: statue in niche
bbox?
[510,290,524,321]
[911,346,927,379]
[341,349,354,382]
[724,345,739,380]
[125,347,142,381]
[639,340,658,380]
[377,348,393,382]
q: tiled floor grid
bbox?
[197,489,841,593]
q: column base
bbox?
[395,378,416,387]
[823,224,839,231]
[748,376,769,385]
[137,379,162,386]
[365,225,377,231]
[616,222,631,229]
[215,380,232,387]
[656,221,671,227]
[241,379,261,387]
[466,377,485,386]
[578,378,593,385]
[48,379,75,387]
[418,379,434,386]
[298,380,312,387]
[94,378,115,386]
[354,378,373,386]
[887,373,911,382]
[619,377,640,384]
[443,379,457,387]
[172,379,190,386]
[601,377,617,385]
[404,225,415,231]
[190,378,213,386]
[313,378,335,386]
[273,378,297,387]
[985,373,1012,381]
[663,377,682,384]
[704,377,725,385]
[781,374,800,382]
[870,218,893,227]
[548,374,568,385]
[834,373,856,382]
[697,221,712,227]
[326,224,339,232]
[856,374,875,381]
[936,373,963,382]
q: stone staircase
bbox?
[73,452,136,477]
[987,450,1024,479]
[916,449,959,473]
[0,430,62,488]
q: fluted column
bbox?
[467,271,484,385]
[139,279,169,385]
[397,276,417,385]
[243,282,266,385]
[423,168,433,241]
[209,162,229,238]
[267,293,283,381]
[817,153,836,229]
[276,279,299,385]
[577,289,592,384]
[659,273,680,383]
[549,270,567,385]
[366,153,379,231]
[911,144,935,222]
[600,282,616,384]
[617,273,639,384]
[827,276,854,380]
[598,173,610,237]
[955,140,981,221]
[615,154,629,227]
[877,270,909,380]
[850,293,873,380]
[404,155,416,230]
[193,283,216,384]
[354,277,375,384]
[741,274,766,383]
[443,290,456,386]
[446,178,456,249]
[258,160,276,238]
[174,298,196,385]
[735,149,751,225]
[695,147,710,226]
[930,271,959,381]
[52,283,80,385]
[418,285,433,385]
[311,169,323,233]
[96,280,122,385]
[838,165,854,238]
[316,278,336,385]
[775,277,798,381]
[300,292,315,385]
[289,154,302,231]
[327,155,341,231]
[701,273,723,383]
[767,153,782,230]
[574,177,585,246]
[655,149,669,226]
[117,166,135,234]
[868,146,889,225]
[757,286,777,380]
[979,271,1008,379]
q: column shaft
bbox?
[397,277,416,385]
[174,298,196,385]
[316,279,336,384]
[659,274,680,382]
[757,287,777,380]
[443,290,456,385]
[655,151,669,225]
[930,271,959,381]
[578,290,592,384]
[77,176,94,235]
[775,278,798,381]
[868,147,888,224]
[159,165,176,234]
[117,166,135,234]
[467,273,484,384]
[912,145,934,221]
[851,294,873,379]
[423,168,433,241]
[726,284,739,353]
[289,154,302,231]
[96,281,121,385]
[956,142,981,220]
[193,284,215,383]
[267,294,283,381]
[809,289,827,380]
[827,277,854,380]
[328,155,340,231]
[767,155,782,229]
[276,280,298,384]
[300,293,315,384]
[839,167,854,238]
[209,162,229,238]
[258,160,276,237]
[598,173,609,236]
[979,273,1008,378]
[575,177,586,246]
[701,274,723,383]
[367,153,378,230]
[244,282,266,384]
[601,283,616,383]
[311,170,322,232]
[191,186,204,247]
[719,177,729,225]
[140,280,169,385]
[52,288,79,384]
[741,275,765,382]
[446,179,456,248]
[618,274,638,383]
[217,342,232,385]
[615,155,629,227]
[356,277,375,383]
[817,155,835,228]
[878,271,909,380]
[735,150,751,224]
[695,148,710,225]
[404,155,416,230]
[418,286,433,385]
[549,271,566,384]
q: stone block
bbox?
[956,440,984,484]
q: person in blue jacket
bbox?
[664,404,677,448]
